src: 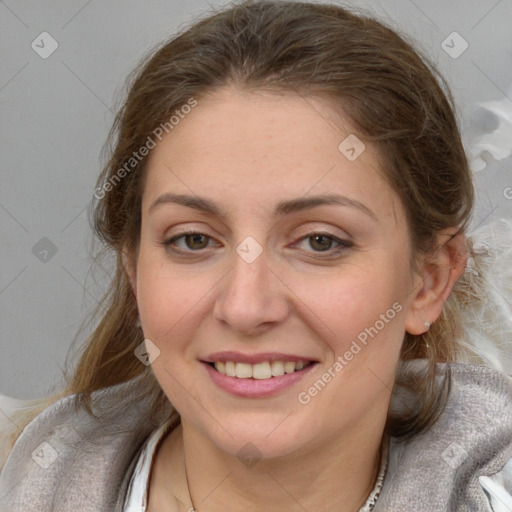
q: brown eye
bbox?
[183,233,209,250]
[294,232,353,257]
[308,234,334,251]
[163,231,217,254]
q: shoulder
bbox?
[0,373,174,511]
[449,362,512,507]
[375,361,512,511]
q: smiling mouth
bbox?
[208,360,314,380]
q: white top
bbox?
[123,419,174,512]
[123,421,390,512]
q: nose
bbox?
[212,245,289,336]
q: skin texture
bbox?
[125,86,467,511]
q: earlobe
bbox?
[405,230,468,335]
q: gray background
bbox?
[1,0,511,399]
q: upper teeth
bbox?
[214,361,306,379]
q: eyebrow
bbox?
[149,193,377,221]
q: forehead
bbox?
[142,87,402,227]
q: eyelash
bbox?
[162,230,353,258]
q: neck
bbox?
[176,422,384,512]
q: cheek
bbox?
[292,268,407,419]
[134,250,206,347]
[135,252,241,371]
[291,263,405,345]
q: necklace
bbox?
[358,433,390,512]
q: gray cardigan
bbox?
[1,361,511,511]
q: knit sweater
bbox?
[1,361,511,511]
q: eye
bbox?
[163,231,218,253]
[294,232,353,255]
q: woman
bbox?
[1,1,511,510]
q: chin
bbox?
[192,412,320,461]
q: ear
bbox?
[122,248,138,300]
[404,229,468,335]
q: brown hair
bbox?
[9,0,488,449]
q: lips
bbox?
[201,352,318,398]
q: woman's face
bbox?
[133,87,420,459]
